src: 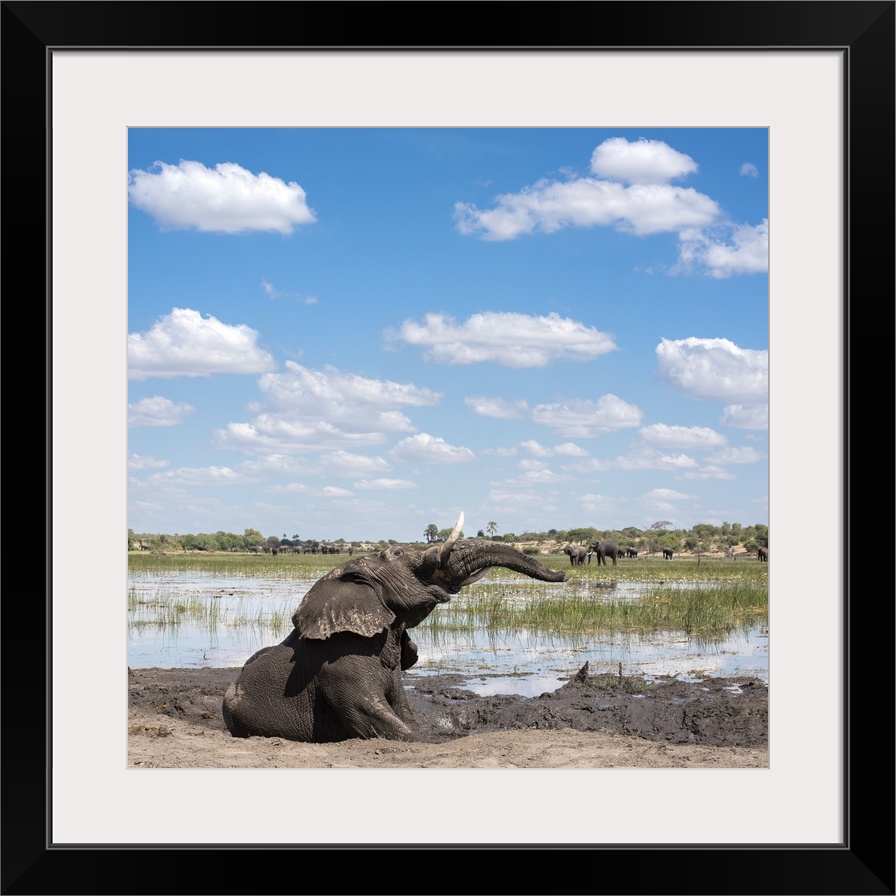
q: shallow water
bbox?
[127,573,768,696]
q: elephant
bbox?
[589,540,620,566]
[757,547,768,561]
[222,513,568,743]
[662,548,674,560]
[626,548,639,558]
[564,544,588,566]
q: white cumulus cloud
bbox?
[141,465,246,487]
[590,137,699,184]
[389,312,616,367]
[128,308,275,381]
[454,137,717,241]
[519,440,589,458]
[454,137,766,280]
[319,451,392,477]
[465,395,530,418]
[355,478,417,490]
[389,433,475,464]
[213,363,445,455]
[682,466,738,481]
[128,160,317,234]
[531,394,643,438]
[706,446,762,464]
[721,403,769,430]
[655,337,768,408]
[128,453,169,470]
[128,395,196,426]
[258,362,441,433]
[677,219,768,278]
[638,423,728,450]
[455,178,718,241]
[617,447,699,471]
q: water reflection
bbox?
[127,573,768,694]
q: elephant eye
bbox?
[391,548,403,558]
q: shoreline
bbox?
[128,666,769,769]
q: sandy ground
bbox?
[128,666,768,769]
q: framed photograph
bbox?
[10,2,892,893]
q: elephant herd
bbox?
[564,543,767,563]
[243,544,355,556]
[563,541,639,567]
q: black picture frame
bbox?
[5,2,893,894]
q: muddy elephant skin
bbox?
[222,515,567,743]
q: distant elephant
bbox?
[757,547,768,561]
[627,548,639,558]
[222,513,568,743]
[589,540,620,566]
[564,544,588,566]
[662,548,674,560]
[248,545,261,554]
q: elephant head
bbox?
[223,513,568,743]
[563,544,588,566]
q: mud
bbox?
[128,661,767,768]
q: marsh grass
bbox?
[128,553,767,640]
[128,587,294,639]
[419,579,766,640]
[128,551,341,579]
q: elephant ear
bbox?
[293,575,394,640]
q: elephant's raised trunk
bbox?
[439,538,568,587]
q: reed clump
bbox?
[419,579,767,639]
[128,554,767,640]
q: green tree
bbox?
[194,533,218,551]
[424,523,439,543]
[487,521,498,538]
[568,527,599,544]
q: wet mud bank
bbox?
[406,662,767,747]
[129,662,767,748]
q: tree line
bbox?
[129,520,768,555]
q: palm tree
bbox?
[424,523,439,543]
[487,521,498,538]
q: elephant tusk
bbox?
[437,511,464,567]
[460,568,489,586]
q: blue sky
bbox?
[127,128,768,544]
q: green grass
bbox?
[128,550,345,579]
[128,552,767,640]
[128,587,294,638]
[417,579,766,640]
